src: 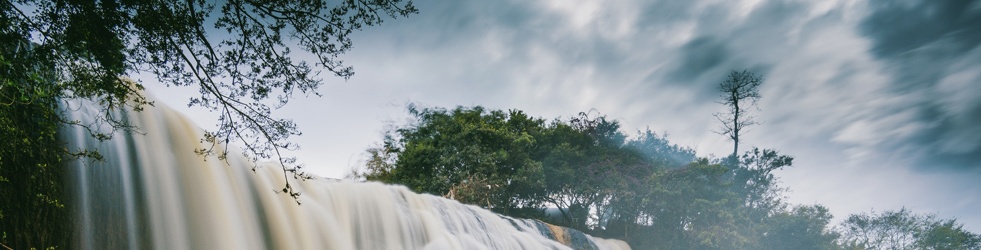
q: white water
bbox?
[65,98,630,250]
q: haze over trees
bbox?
[1,0,415,248]
[838,208,981,249]
[351,70,981,249]
[349,104,817,248]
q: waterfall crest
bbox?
[65,98,630,250]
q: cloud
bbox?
[852,0,981,171]
[861,0,981,61]
[669,37,730,84]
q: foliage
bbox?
[638,159,748,249]
[0,37,69,249]
[352,102,980,250]
[761,205,840,250]
[714,69,763,157]
[346,76,981,250]
[352,105,548,215]
[352,105,848,249]
[2,0,415,247]
[626,128,696,169]
[730,148,793,221]
[917,219,981,250]
[539,112,651,231]
[3,0,416,200]
[838,208,981,250]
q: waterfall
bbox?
[63,97,631,250]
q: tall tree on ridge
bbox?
[714,69,763,158]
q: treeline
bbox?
[349,105,981,249]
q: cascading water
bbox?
[63,96,631,250]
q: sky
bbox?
[146,0,981,231]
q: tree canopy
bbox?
[2,0,416,198]
[2,0,415,248]
[352,103,980,249]
[351,104,838,249]
[839,208,981,249]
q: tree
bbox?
[356,105,548,215]
[838,208,981,250]
[0,55,69,249]
[2,0,416,200]
[626,128,696,168]
[541,112,651,231]
[352,107,670,232]
[731,147,793,220]
[761,205,840,250]
[352,105,821,249]
[641,159,752,249]
[917,219,981,250]
[2,1,415,248]
[714,69,763,158]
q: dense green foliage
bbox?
[354,105,548,216]
[353,105,979,249]
[0,36,69,249]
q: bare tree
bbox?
[714,70,763,158]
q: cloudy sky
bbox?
[147,0,981,230]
